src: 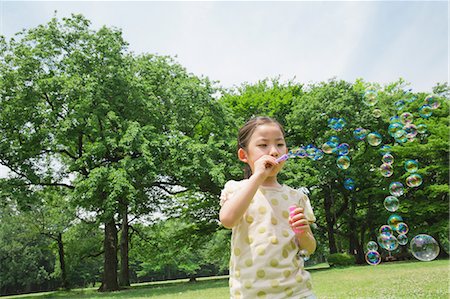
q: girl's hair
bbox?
[238,116,285,179]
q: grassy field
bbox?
[4,259,448,299]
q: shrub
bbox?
[327,253,356,267]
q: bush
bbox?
[327,253,356,267]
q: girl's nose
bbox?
[269,146,280,157]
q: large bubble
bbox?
[419,105,433,118]
[322,141,335,154]
[396,222,409,235]
[388,214,403,228]
[403,123,418,139]
[379,145,392,155]
[344,178,355,191]
[417,124,428,134]
[397,234,408,245]
[410,234,440,261]
[367,241,378,251]
[365,250,381,265]
[424,95,440,109]
[367,132,382,146]
[363,88,378,106]
[379,163,394,177]
[400,112,414,124]
[382,153,394,165]
[353,128,368,140]
[336,155,350,170]
[379,225,393,235]
[406,173,423,187]
[388,123,404,138]
[378,233,399,251]
[389,182,404,197]
[336,143,350,156]
[404,160,419,173]
[384,196,399,212]
[372,108,382,118]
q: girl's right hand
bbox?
[252,155,280,179]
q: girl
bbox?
[219,116,317,299]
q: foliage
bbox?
[326,253,356,267]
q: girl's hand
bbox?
[252,155,279,179]
[289,207,309,233]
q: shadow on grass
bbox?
[16,277,229,298]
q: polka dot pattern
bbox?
[221,181,315,298]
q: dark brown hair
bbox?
[238,116,285,179]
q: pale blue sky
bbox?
[1,1,448,92]
[0,1,448,178]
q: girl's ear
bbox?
[238,148,248,163]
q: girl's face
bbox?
[239,123,288,177]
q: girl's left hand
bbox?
[289,207,309,231]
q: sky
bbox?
[0,0,448,177]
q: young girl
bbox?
[219,116,317,299]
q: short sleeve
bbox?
[219,180,241,206]
[300,193,316,223]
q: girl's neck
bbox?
[260,176,281,188]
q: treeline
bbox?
[0,15,448,296]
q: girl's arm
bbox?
[219,155,278,228]
[219,174,265,228]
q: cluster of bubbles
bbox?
[362,86,441,265]
[285,85,442,264]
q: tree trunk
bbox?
[324,185,337,253]
[348,197,365,264]
[57,232,69,290]
[119,203,130,287]
[98,218,119,292]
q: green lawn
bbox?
[4,260,448,299]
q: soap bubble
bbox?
[424,95,440,109]
[363,88,378,106]
[372,108,382,118]
[365,250,381,265]
[396,222,409,235]
[312,149,324,161]
[379,163,394,177]
[379,145,392,155]
[388,123,404,138]
[353,128,368,140]
[367,241,378,251]
[379,225,393,235]
[382,153,394,165]
[321,141,335,154]
[404,160,419,173]
[410,234,440,261]
[419,105,432,118]
[406,173,423,187]
[389,182,404,197]
[344,178,355,191]
[378,233,399,251]
[329,136,340,146]
[403,123,418,139]
[367,132,382,146]
[394,100,406,110]
[336,155,350,170]
[397,234,408,245]
[336,143,350,156]
[388,214,403,227]
[400,112,414,124]
[389,116,401,123]
[417,124,428,134]
[384,196,399,212]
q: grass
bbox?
[3,259,448,299]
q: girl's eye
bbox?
[258,144,267,147]
[278,144,286,147]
